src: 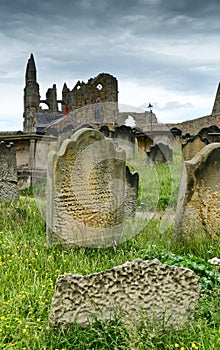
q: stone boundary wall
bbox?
[167,114,220,135]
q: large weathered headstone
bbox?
[47,128,136,248]
[175,143,220,239]
[0,141,18,201]
[99,125,136,159]
[146,143,173,164]
[182,135,209,161]
[49,258,200,329]
[113,125,136,159]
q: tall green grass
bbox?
[0,197,219,349]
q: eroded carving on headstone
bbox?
[47,128,130,248]
[49,258,200,329]
[175,143,220,239]
[0,141,18,201]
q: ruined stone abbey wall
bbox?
[23,54,120,132]
[22,54,220,139]
[168,114,220,135]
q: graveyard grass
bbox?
[0,154,220,349]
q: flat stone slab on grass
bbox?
[49,258,200,329]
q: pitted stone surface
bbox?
[0,141,18,201]
[175,143,220,239]
[47,128,131,248]
[182,135,209,161]
[49,258,199,329]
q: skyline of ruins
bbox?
[0,52,219,134]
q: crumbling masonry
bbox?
[23,54,156,133]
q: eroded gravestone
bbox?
[47,128,138,248]
[124,165,139,219]
[146,143,173,164]
[49,258,200,329]
[0,141,18,201]
[182,135,209,161]
[175,143,220,240]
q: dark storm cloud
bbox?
[2,0,219,39]
[160,0,220,15]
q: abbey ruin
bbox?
[0,53,220,188]
[23,54,157,133]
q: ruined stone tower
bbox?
[23,54,41,131]
[23,54,61,132]
[212,82,220,116]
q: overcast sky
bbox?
[1,0,220,131]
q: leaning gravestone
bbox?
[47,128,138,248]
[175,143,220,240]
[49,258,200,329]
[0,141,18,201]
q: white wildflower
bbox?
[208,257,220,265]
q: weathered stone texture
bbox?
[175,143,220,239]
[167,114,220,136]
[124,166,139,219]
[47,128,128,248]
[0,141,18,201]
[72,73,118,110]
[71,101,118,127]
[182,135,209,161]
[71,73,118,122]
[23,54,160,133]
[146,143,173,164]
[113,125,136,159]
[198,125,220,143]
[99,124,136,159]
[23,54,41,132]
[49,258,200,329]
